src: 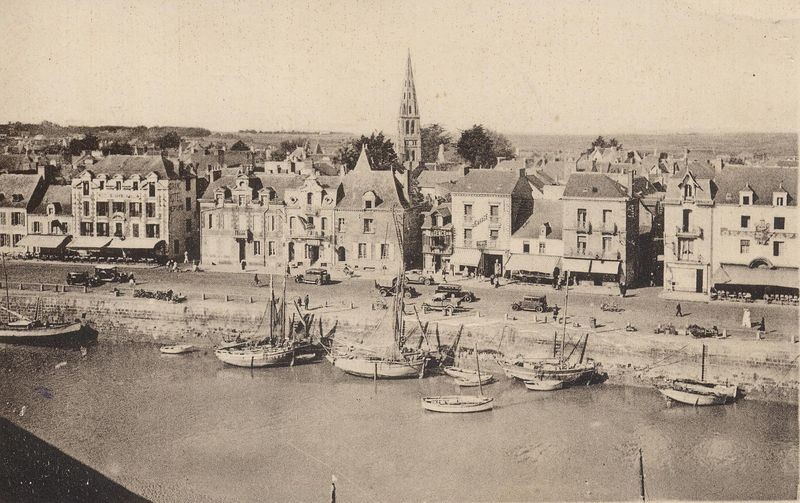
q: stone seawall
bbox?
[7,291,798,403]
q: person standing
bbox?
[675,303,682,317]
[760,316,766,332]
[552,304,559,322]
[253,274,260,287]
[184,250,189,264]
[304,294,310,310]
[619,281,627,298]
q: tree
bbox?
[456,125,497,169]
[101,142,133,156]
[420,124,452,163]
[270,138,307,161]
[67,133,99,156]
[157,131,181,149]
[229,140,250,151]
[337,132,400,172]
[487,129,515,159]
[588,136,622,152]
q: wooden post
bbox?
[638,448,646,501]
[202,292,206,301]
[700,344,706,381]
[373,362,378,381]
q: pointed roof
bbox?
[399,50,418,118]
[353,144,372,173]
[339,145,407,208]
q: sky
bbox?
[0,0,797,135]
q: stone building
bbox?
[397,51,421,169]
[506,199,564,284]
[19,184,73,256]
[0,172,45,254]
[421,202,453,274]
[69,155,198,260]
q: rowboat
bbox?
[421,395,494,413]
[0,320,85,344]
[524,379,564,391]
[454,374,494,387]
[658,379,738,406]
[500,359,597,385]
[443,366,482,379]
[214,345,295,368]
[333,355,425,379]
[160,344,198,354]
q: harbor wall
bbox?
[6,292,798,403]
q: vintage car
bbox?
[65,271,102,287]
[93,266,131,283]
[374,280,417,298]
[434,284,475,302]
[294,268,331,285]
[422,293,465,316]
[394,269,435,286]
[511,295,548,312]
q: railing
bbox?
[565,248,589,257]
[290,228,329,240]
[575,221,592,233]
[675,226,703,239]
[676,253,704,263]
[600,222,617,234]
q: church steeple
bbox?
[398,50,421,168]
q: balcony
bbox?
[290,228,329,241]
[565,247,590,257]
[423,242,453,255]
[675,253,704,264]
[575,221,592,233]
[675,226,703,239]
[600,222,617,235]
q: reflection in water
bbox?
[0,343,796,502]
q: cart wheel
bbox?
[512,304,520,311]
[463,294,473,302]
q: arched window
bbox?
[410,121,415,134]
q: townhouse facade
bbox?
[421,203,453,273]
[0,172,45,254]
[20,184,73,256]
[506,198,565,284]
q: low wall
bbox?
[6,291,798,403]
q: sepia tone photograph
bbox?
[0,0,797,501]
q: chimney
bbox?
[218,148,225,167]
[626,171,634,195]
[339,164,347,178]
[519,168,526,179]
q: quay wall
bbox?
[6,291,798,403]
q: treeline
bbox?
[0,121,211,139]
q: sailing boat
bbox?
[657,344,738,406]
[331,212,427,379]
[214,276,295,368]
[0,253,87,344]
[499,271,598,386]
[422,343,494,413]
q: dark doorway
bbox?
[288,242,295,262]
[336,246,346,262]
[433,255,442,272]
[307,244,320,265]
[695,269,703,293]
[238,240,246,262]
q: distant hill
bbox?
[0,122,212,140]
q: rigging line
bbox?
[763,353,800,399]
[640,344,691,372]
[283,440,374,499]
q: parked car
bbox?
[93,266,130,283]
[393,269,435,286]
[434,284,475,302]
[66,271,101,287]
[422,293,465,316]
[509,270,551,285]
[295,268,331,285]
[511,295,549,312]
[374,280,417,298]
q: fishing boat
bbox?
[159,344,198,354]
[214,344,295,368]
[523,379,564,391]
[454,374,494,387]
[443,366,487,380]
[422,342,493,413]
[657,344,739,406]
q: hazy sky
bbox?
[0,0,797,135]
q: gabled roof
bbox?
[0,173,42,208]
[417,169,463,188]
[338,146,407,209]
[512,199,563,240]
[31,184,72,215]
[450,169,520,195]
[199,173,305,202]
[710,166,797,206]
[88,155,183,179]
[562,173,628,199]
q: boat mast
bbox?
[282,273,287,341]
[700,344,706,381]
[269,275,274,343]
[475,342,483,396]
[1,253,10,323]
[561,271,570,366]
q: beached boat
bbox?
[334,354,426,379]
[160,344,198,354]
[657,345,739,406]
[214,344,295,368]
[443,366,487,380]
[421,395,495,413]
[454,374,494,387]
[524,379,565,391]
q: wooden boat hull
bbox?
[160,345,198,354]
[0,321,85,344]
[443,366,480,379]
[214,346,295,368]
[454,375,494,387]
[658,387,728,406]
[524,379,565,391]
[333,356,425,379]
[501,361,596,385]
[421,395,494,413]
[658,379,738,406]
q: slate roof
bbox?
[199,173,305,202]
[512,199,563,240]
[535,160,571,184]
[0,154,32,173]
[86,155,183,179]
[337,147,407,209]
[0,173,42,208]
[450,169,520,195]
[31,184,71,215]
[562,173,628,199]
[417,170,463,188]
[710,166,797,206]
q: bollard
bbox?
[722,328,727,338]
[350,302,354,309]
[83,286,88,294]
[475,311,481,318]
[225,295,230,302]
[202,293,206,301]
[40,284,44,292]
[249,296,254,304]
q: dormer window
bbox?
[773,186,788,206]
[362,191,379,209]
[132,181,138,190]
[82,181,90,196]
[683,184,693,198]
[116,181,122,190]
[365,200,372,209]
[216,194,224,207]
[740,185,753,205]
[11,194,23,203]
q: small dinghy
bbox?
[523,378,564,391]
[421,395,494,413]
[454,374,494,387]
[160,344,198,354]
[443,366,481,380]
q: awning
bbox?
[713,264,799,289]
[562,258,592,273]
[15,234,70,249]
[66,236,113,250]
[107,238,165,250]
[450,248,482,267]
[505,254,561,275]
[591,260,620,275]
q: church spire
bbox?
[398,50,421,168]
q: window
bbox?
[774,217,785,230]
[82,181,90,196]
[463,228,472,245]
[185,219,192,233]
[602,236,612,253]
[682,209,691,231]
[12,234,22,246]
[98,180,105,190]
[489,229,499,240]
[0,234,6,246]
[522,241,530,253]
[114,223,123,237]
[337,218,345,232]
[538,242,546,254]
[577,208,587,223]
[96,202,108,217]
[363,218,374,233]
[741,195,750,205]
[490,205,499,216]
[464,204,472,217]
[185,179,191,191]
[115,181,121,190]
[132,181,138,190]
[112,202,125,214]
[307,193,313,205]
[602,209,612,223]
[185,197,192,211]
[146,224,160,238]
[381,244,389,259]
[289,217,295,231]
[773,241,783,257]
[683,184,693,198]
[32,221,41,234]
[96,223,109,237]
[268,241,276,256]
[132,224,139,238]
[80,222,93,236]
[238,195,245,207]
[208,214,213,229]
[358,243,367,259]
[678,238,693,258]
[129,203,141,217]
[321,217,327,231]
[775,196,785,206]
[740,239,750,254]
[11,212,24,226]
[146,203,156,218]
[577,235,587,253]
[269,215,276,232]
[218,214,224,229]
[741,215,750,228]
[365,199,372,209]
[0,213,4,225]
[253,241,261,255]
[148,184,156,197]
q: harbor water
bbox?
[1,343,797,502]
